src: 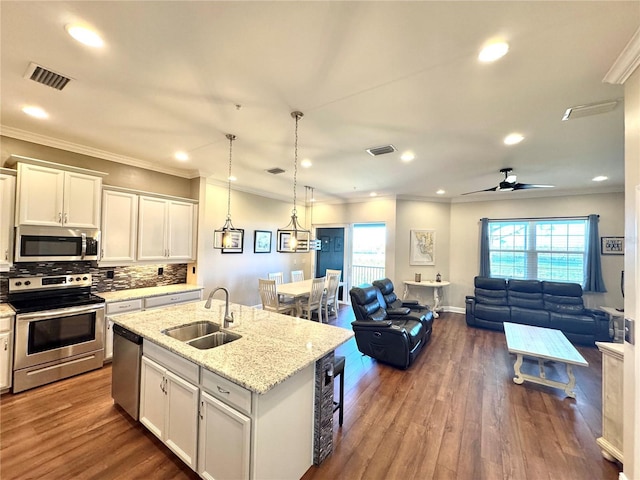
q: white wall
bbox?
[449,192,625,310]
[395,198,451,287]
[195,182,310,306]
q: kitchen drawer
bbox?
[106,299,143,315]
[144,290,202,309]
[143,339,199,384]
[201,368,251,415]
[0,316,14,332]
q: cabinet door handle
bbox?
[3,339,7,351]
[217,386,230,395]
[64,212,68,224]
[4,249,7,261]
[160,377,165,394]
[58,212,62,223]
[164,378,168,395]
[199,401,204,420]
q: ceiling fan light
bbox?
[503,133,524,145]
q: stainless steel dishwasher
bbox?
[111,324,143,420]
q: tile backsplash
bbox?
[0,262,187,301]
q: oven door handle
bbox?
[16,304,104,321]
[81,233,87,259]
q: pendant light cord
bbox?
[226,133,235,220]
[292,113,300,215]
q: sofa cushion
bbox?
[475,303,511,323]
[510,306,550,328]
[508,279,544,309]
[475,277,508,304]
[549,312,595,334]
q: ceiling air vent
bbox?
[267,167,285,175]
[562,99,620,121]
[23,62,72,91]
[366,144,397,156]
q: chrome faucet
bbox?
[204,287,234,328]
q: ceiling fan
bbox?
[461,168,554,195]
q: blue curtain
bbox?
[584,214,606,292]
[479,218,490,277]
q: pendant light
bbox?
[305,185,322,251]
[277,111,311,252]
[214,134,244,249]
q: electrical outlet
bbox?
[158,267,164,276]
[106,270,115,279]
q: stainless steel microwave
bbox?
[15,226,100,262]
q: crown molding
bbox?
[0,125,200,179]
[604,27,640,85]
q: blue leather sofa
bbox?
[465,276,611,345]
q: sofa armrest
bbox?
[387,307,412,316]
[401,299,419,305]
[465,296,476,326]
[351,320,394,328]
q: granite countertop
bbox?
[0,304,15,317]
[110,299,354,395]
[97,284,204,302]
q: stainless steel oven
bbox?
[8,274,105,393]
[15,225,100,262]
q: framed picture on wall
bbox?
[410,229,435,265]
[254,230,272,253]
[221,229,244,254]
[601,236,624,255]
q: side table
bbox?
[599,306,625,343]
[595,342,624,464]
[402,280,450,318]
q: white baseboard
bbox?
[443,306,465,314]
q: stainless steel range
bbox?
[8,273,105,393]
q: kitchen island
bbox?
[110,299,353,480]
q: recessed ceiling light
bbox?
[22,106,48,119]
[592,175,608,182]
[301,159,312,168]
[436,189,445,195]
[504,133,524,145]
[479,41,509,62]
[175,151,189,161]
[228,175,237,182]
[370,192,377,197]
[65,24,104,48]
[401,151,415,162]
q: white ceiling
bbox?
[1,1,638,203]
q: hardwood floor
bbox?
[0,307,621,480]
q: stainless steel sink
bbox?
[162,321,220,341]
[187,331,242,350]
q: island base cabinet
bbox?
[198,391,251,480]
[140,356,199,470]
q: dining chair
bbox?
[268,272,284,285]
[322,273,341,321]
[299,276,326,323]
[326,269,342,278]
[259,278,296,315]
[291,270,304,282]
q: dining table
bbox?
[276,279,314,317]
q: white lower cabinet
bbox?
[0,317,14,391]
[198,391,251,480]
[140,355,199,470]
[104,299,143,362]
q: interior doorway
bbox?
[315,227,345,300]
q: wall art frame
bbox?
[601,236,624,255]
[410,229,435,265]
[253,230,272,253]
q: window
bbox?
[488,218,587,283]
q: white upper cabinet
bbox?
[138,196,196,262]
[0,172,16,269]
[101,189,138,262]
[15,160,103,228]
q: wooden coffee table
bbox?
[503,322,588,398]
